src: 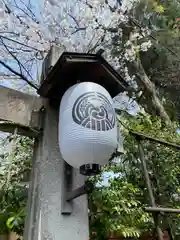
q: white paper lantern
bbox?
[58,82,118,169]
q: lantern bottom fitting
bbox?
[80,164,101,176]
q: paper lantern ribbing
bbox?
[58,82,118,169]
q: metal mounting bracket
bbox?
[61,160,93,215]
[61,161,73,215]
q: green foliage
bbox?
[0,135,33,235]
[1,113,180,239]
[89,179,152,239]
[89,112,180,239]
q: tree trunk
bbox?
[131,58,171,124]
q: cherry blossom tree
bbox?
[0,0,170,122]
[0,0,124,84]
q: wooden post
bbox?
[23,47,89,240]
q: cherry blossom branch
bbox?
[72,27,87,34]
[0,35,41,52]
[14,0,39,24]
[0,59,38,90]
[0,37,34,81]
[0,31,43,46]
[68,14,80,27]
[68,13,87,34]
[2,0,43,50]
[3,0,25,26]
[129,16,179,58]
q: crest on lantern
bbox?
[72,91,116,131]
